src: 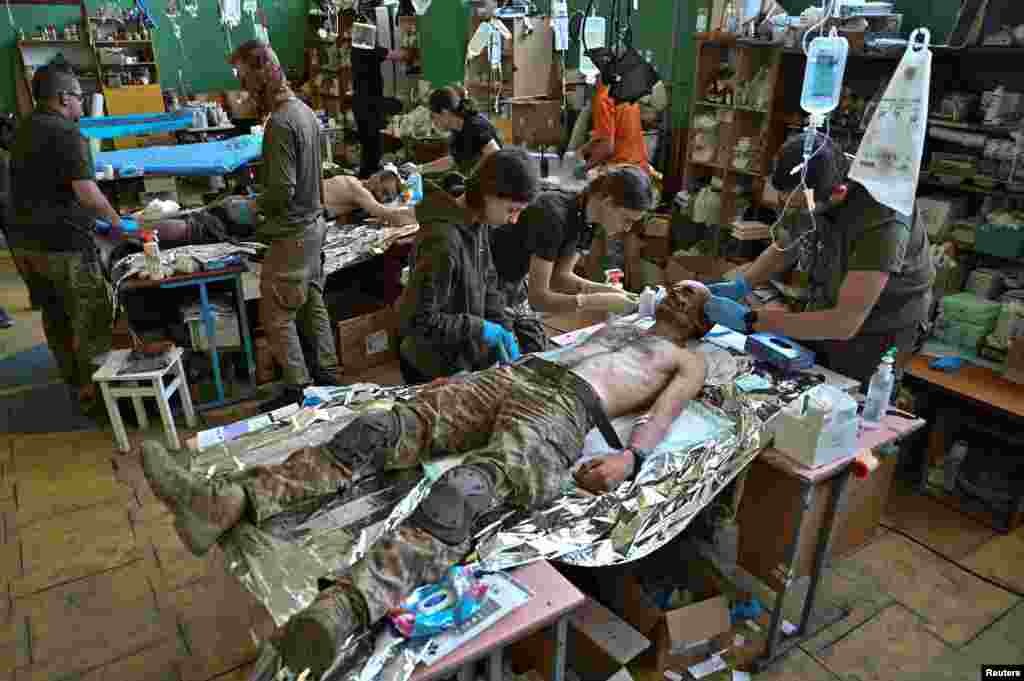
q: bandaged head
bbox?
[656,280,713,340]
[228,40,285,100]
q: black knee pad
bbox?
[325,409,401,477]
[410,464,502,546]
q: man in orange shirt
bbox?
[580,79,665,183]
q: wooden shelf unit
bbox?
[683,41,784,230]
[13,1,161,116]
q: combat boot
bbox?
[280,583,369,679]
[141,441,246,556]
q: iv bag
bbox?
[800,32,849,116]
[849,29,932,216]
[579,15,606,84]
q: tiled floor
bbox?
[1,256,1023,680]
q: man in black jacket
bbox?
[350,4,409,178]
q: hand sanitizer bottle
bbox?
[861,347,896,429]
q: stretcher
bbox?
[94,134,262,177]
[188,330,823,612]
[79,110,193,140]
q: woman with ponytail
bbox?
[418,86,502,176]
[490,167,654,352]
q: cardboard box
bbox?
[568,599,650,681]
[643,215,671,238]
[510,98,563,148]
[511,598,648,681]
[336,306,398,373]
[639,235,672,260]
[653,596,732,673]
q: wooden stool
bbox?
[92,347,197,452]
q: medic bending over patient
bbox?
[141,279,712,679]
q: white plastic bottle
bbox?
[143,231,163,280]
[861,348,896,429]
[639,287,656,317]
[799,30,850,117]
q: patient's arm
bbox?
[575,348,707,494]
[626,348,706,452]
[348,179,416,225]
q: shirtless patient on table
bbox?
[141,281,712,678]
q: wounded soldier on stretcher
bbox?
[137,169,414,247]
[142,280,713,678]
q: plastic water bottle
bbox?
[861,347,896,429]
[800,31,850,116]
[639,287,656,317]
[143,231,163,280]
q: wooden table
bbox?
[743,413,927,670]
[904,354,1024,531]
[410,560,585,681]
[540,314,918,671]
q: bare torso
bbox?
[323,175,361,217]
[551,325,684,417]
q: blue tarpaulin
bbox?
[79,110,193,139]
[94,134,263,177]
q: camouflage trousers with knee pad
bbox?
[232,359,595,626]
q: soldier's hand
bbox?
[574,453,633,495]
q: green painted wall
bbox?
[1,0,307,114]
[417,0,469,90]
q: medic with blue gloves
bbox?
[396,149,537,384]
[702,132,934,385]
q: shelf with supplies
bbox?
[683,40,783,229]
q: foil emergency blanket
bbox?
[322,222,419,276]
[106,221,417,316]
[108,241,263,314]
[190,344,824,681]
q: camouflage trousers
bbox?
[260,218,340,387]
[234,358,596,623]
[11,247,113,389]
[499,277,550,355]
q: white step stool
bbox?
[92,347,197,452]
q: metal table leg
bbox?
[758,482,816,669]
[797,468,853,635]
[551,615,568,681]
[198,281,226,405]
[488,646,503,681]
[233,273,257,386]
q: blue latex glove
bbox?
[928,356,963,373]
[704,296,751,334]
[481,321,521,364]
[707,274,752,302]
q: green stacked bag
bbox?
[940,293,1003,350]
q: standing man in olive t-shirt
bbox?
[229,40,340,412]
[702,133,935,385]
[7,63,125,410]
